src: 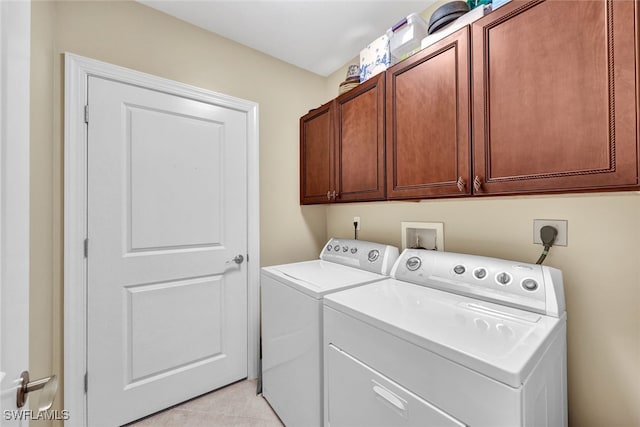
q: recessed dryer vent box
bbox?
[401,222,444,251]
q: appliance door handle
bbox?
[372,383,406,411]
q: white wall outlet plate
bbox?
[401,222,444,251]
[353,216,361,231]
[533,219,568,246]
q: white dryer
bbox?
[324,249,567,427]
[261,238,399,427]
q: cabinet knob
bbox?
[473,176,483,192]
[327,191,331,200]
[456,177,466,192]
[332,190,337,200]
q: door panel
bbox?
[300,104,334,204]
[128,106,223,249]
[127,276,224,382]
[472,0,638,194]
[335,74,386,202]
[87,76,247,426]
[386,28,470,199]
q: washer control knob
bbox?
[473,268,487,279]
[522,278,539,291]
[326,245,332,251]
[453,265,466,275]
[350,248,357,254]
[406,256,421,271]
[343,246,349,253]
[496,272,512,285]
[368,249,380,263]
[334,245,340,252]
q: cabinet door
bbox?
[386,27,471,200]
[335,74,386,202]
[472,0,639,195]
[300,102,334,204]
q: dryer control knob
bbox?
[473,268,487,279]
[496,272,512,285]
[453,265,466,275]
[368,249,380,263]
[406,256,421,271]
[522,278,539,291]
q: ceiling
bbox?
[137,0,437,76]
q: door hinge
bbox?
[84,238,88,258]
[84,105,89,123]
[84,372,88,393]
[246,254,249,263]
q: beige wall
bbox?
[31,1,328,424]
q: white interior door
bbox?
[86,75,248,426]
[0,1,30,425]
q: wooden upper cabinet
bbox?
[300,102,334,204]
[300,73,386,205]
[335,73,386,202]
[472,0,639,195]
[386,27,471,199]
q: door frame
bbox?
[63,53,260,427]
[0,0,30,422]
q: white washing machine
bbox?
[324,249,567,427]
[261,238,399,427]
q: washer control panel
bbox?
[321,238,399,275]
[392,249,565,317]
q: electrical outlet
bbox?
[533,219,568,246]
[353,216,361,231]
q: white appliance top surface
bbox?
[262,260,387,298]
[324,279,565,387]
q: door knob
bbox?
[232,254,244,265]
[16,371,58,411]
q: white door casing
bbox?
[64,54,260,426]
[0,1,30,426]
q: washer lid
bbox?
[262,260,387,298]
[324,279,565,387]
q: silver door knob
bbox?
[16,371,58,411]
[232,254,244,264]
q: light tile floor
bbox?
[127,380,284,427]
